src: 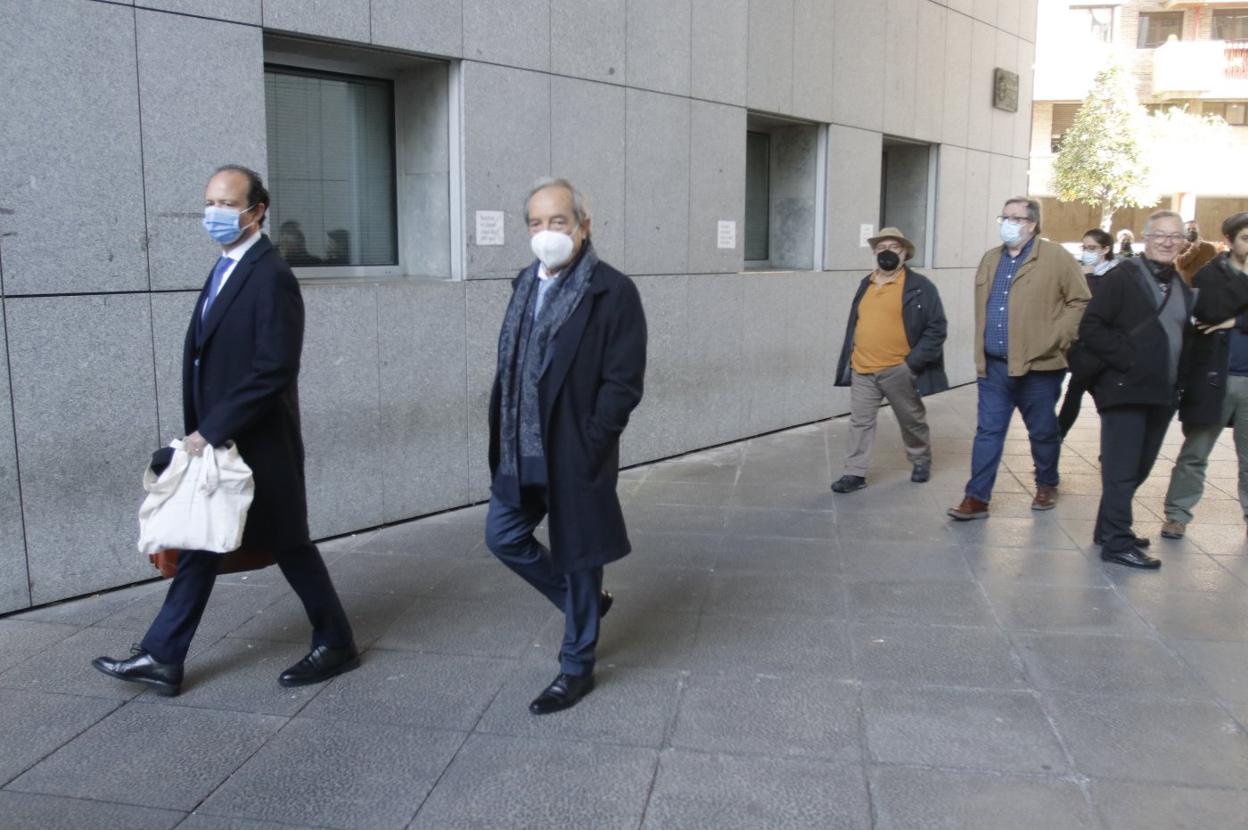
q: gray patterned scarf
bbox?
[495,241,599,483]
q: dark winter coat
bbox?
[1179,254,1248,426]
[1078,260,1195,411]
[183,235,311,551]
[488,258,647,574]
[835,267,950,396]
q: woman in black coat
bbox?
[1058,228,1114,436]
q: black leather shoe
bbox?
[529,672,595,715]
[1093,533,1150,548]
[831,475,867,494]
[910,464,930,483]
[1100,548,1162,569]
[599,590,613,618]
[278,644,360,687]
[92,647,183,697]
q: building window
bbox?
[1215,10,1248,42]
[1206,102,1248,126]
[879,138,937,267]
[744,131,770,262]
[1069,5,1115,43]
[262,35,458,280]
[1050,103,1080,153]
[1137,11,1183,48]
[265,67,398,269]
[742,114,823,270]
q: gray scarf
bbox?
[495,242,599,483]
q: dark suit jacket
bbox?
[488,258,647,574]
[1179,254,1248,426]
[183,235,310,550]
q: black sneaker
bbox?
[830,475,867,494]
[911,463,931,483]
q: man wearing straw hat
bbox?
[831,227,948,493]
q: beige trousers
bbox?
[842,364,931,477]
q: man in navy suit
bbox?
[93,165,357,696]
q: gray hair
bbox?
[523,177,591,225]
[1003,196,1042,233]
[1144,209,1184,236]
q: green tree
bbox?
[1051,64,1153,231]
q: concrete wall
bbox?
[0,0,1035,612]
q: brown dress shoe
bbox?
[948,496,989,521]
[1160,519,1186,539]
[1031,485,1058,511]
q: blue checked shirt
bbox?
[983,238,1034,359]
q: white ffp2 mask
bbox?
[530,230,575,270]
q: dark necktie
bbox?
[201,255,232,320]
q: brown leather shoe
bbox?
[948,496,989,521]
[1160,519,1186,539]
[1031,485,1058,511]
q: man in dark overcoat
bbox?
[486,177,647,714]
[93,165,357,696]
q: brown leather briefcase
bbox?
[148,548,276,578]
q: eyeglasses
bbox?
[996,215,1032,226]
[1145,233,1186,244]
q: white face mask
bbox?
[530,229,576,270]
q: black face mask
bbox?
[876,250,901,272]
[1187,230,1199,243]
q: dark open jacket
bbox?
[835,267,949,396]
[1179,254,1248,426]
[183,235,311,551]
[488,258,647,574]
[1078,259,1195,412]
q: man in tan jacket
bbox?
[948,197,1090,520]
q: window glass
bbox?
[1214,10,1248,41]
[1228,102,1247,126]
[264,66,398,268]
[1069,6,1115,43]
[744,131,770,262]
[1137,12,1183,48]
[1050,103,1080,153]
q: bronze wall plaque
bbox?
[993,68,1019,113]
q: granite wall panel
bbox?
[913,0,947,144]
[824,125,883,269]
[627,0,691,97]
[0,0,147,295]
[136,0,259,24]
[377,282,470,521]
[747,0,794,115]
[464,279,513,500]
[622,275,690,466]
[832,0,884,132]
[552,0,625,84]
[624,89,691,276]
[299,284,384,539]
[791,0,835,123]
[883,0,919,139]
[550,77,627,268]
[462,63,550,279]
[942,10,974,149]
[687,101,746,275]
[0,302,28,613]
[137,10,266,290]
[7,295,159,604]
[463,0,550,72]
[691,0,748,106]
[371,0,464,57]
[262,0,370,42]
[683,274,746,447]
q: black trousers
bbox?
[1096,405,1174,553]
[1057,377,1091,437]
[140,542,354,665]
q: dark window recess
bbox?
[1137,11,1183,49]
[744,131,770,262]
[264,66,398,268]
[1050,103,1080,152]
[1214,10,1248,42]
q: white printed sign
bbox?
[859,224,874,248]
[717,220,737,250]
[475,210,505,246]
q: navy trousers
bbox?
[140,542,354,665]
[485,487,603,677]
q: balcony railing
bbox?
[1154,39,1248,96]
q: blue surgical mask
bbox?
[1080,250,1101,267]
[999,221,1026,248]
[202,205,255,245]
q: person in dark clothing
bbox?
[1161,212,1248,540]
[1117,229,1136,259]
[1080,210,1195,569]
[1058,229,1115,437]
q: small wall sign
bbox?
[717,220,737,249]
[993,68,1019,113]
[475,210,505,246]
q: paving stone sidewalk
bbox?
[2,385,1248,829]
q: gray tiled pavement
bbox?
[3,385,1248,828]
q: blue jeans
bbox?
[965,357,1065,502]
[485,488,603,677]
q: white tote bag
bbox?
[137,439,255,555]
